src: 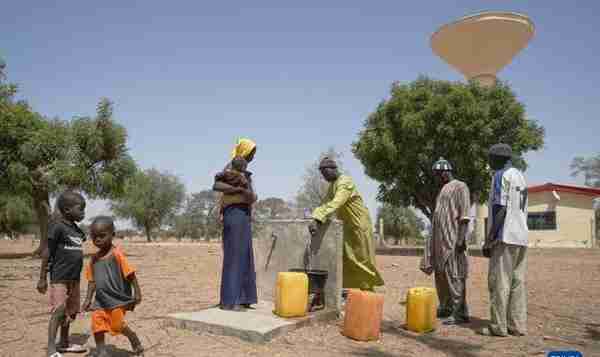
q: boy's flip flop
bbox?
[57,344,87,353]
[49,353,63,357]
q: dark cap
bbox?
[489,143,513,158]
[319,157,338,169]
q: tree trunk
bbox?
[144,224,152,242]
[32,190,50,257]
[472,193,481,245]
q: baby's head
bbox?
[90,216,116,250]
[231,156,248,172]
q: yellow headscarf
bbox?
[230,138,257,159]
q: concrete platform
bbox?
[167,300,337,343]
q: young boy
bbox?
[37,191,88,357]
[82,216,143,357]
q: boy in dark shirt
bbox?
[82,216,143,357]
[36,191,87,357]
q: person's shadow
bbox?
[458,316,490,334]
[379,320,486,357]
[70,334,138,357]
[86,345,137,356]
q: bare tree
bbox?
[571,153,600,187]
[295,147,344,210]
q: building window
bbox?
[527,211,557,230]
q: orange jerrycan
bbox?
[274,272,308,317]
[342,289,384,341]
[405,287,437,333]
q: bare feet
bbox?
[220,304,243,311]
[127,331,144,355]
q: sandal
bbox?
[478,326,508,337]
[508,328,526,336]
[49,353,63,357]
[57,344,87,353]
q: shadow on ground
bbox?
[379,320,485,357]
[460,316,490,335]
[86,345,136,357]
[585,323,600,340]
[350,346,409,357]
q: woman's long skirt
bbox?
[220,204,258,306]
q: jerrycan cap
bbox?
[409,287,435,295]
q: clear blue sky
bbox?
[2,1,599,225]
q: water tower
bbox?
[431,11,535,87]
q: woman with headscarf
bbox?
[213,138,258,311]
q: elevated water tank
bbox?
[431,11,535,86]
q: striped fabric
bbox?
[428,180,471,275]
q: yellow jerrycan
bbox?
[405,287,437,333]
[274,272,308,317]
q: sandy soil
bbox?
[1,239,599,357]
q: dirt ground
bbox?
[1,238,599,357]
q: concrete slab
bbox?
[167,300,337,343]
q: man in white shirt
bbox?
[481,143,528,337]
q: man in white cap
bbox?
[421,157,471,325]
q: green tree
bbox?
[353,76,544,219]
[255,197,293,219]
[0,54,6,79]
[570,153,600,187]
[376,204,425,245]
[111,169,185,242]
[171,190,221,240]
[0,194,36,239]
[296,147,344,210]
[0,65,136,254]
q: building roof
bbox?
[528,183,600,198]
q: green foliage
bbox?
[111,168,185,241]
[353,76,545,218]
[171,190,221,240]
[296,147,344,210]
[0,62,136,252]
[255,197,293,219]
[1,97,135,198]
[376,203,425,245]
[0,194,36,238]
[570,153,600,187]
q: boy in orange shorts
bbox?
[82,216,143,357]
